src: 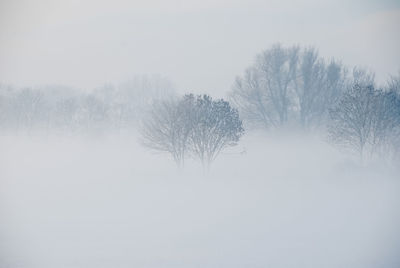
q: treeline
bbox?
[229,44,400,161]
[0,75,175,134]
[1,43,399,163]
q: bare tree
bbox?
[328,82,400,162]
[293,49,346,128]
[13,88,46,131]
[231,44,299,128]
[387,71,400,94]
[188,94,244,169]
[76,94,109,132]
[328,84,376,160]
[256,44,299,126]
[230,44,346,130]
[370,89,400,161]
[140,94,244,168]
[350,67,375,87]
[53,97,80,132]
[140,97,192,167]
[230,67,270,129]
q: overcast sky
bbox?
[0,0,399,95]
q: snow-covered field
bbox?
[1,133,399,268]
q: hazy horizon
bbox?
[1,1,400,267]
[1,0,399,96]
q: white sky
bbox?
[0,0,399,95]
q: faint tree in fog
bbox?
[328,83,400,161]
[293,49,346,128]
[140,94,244,168]
[115,75,177,127]
[188,94,244,169]
[53,97,80,132]
[256,44,299,126]
[79,94,110,132]
[0,75,176,134]
[387,72,400,94]
[370,88,400,161]
[14,88,46,131]
[350,67,375,87]
[140,97,192,167]
[231,44,299,128]
[328,84,376,160]
[88,75,177,132]
[230,44,346,130]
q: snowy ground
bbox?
[1,132,399,268]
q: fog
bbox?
[1,0,400,267]
[1,132,399,268]
[1,0,400,94]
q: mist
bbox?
[1,0,400,93]
[1,132,399,267]
[1,1,400,268]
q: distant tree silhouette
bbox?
[328,84,400,162]
[140,94,244,168]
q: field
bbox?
[1,132,399,268]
